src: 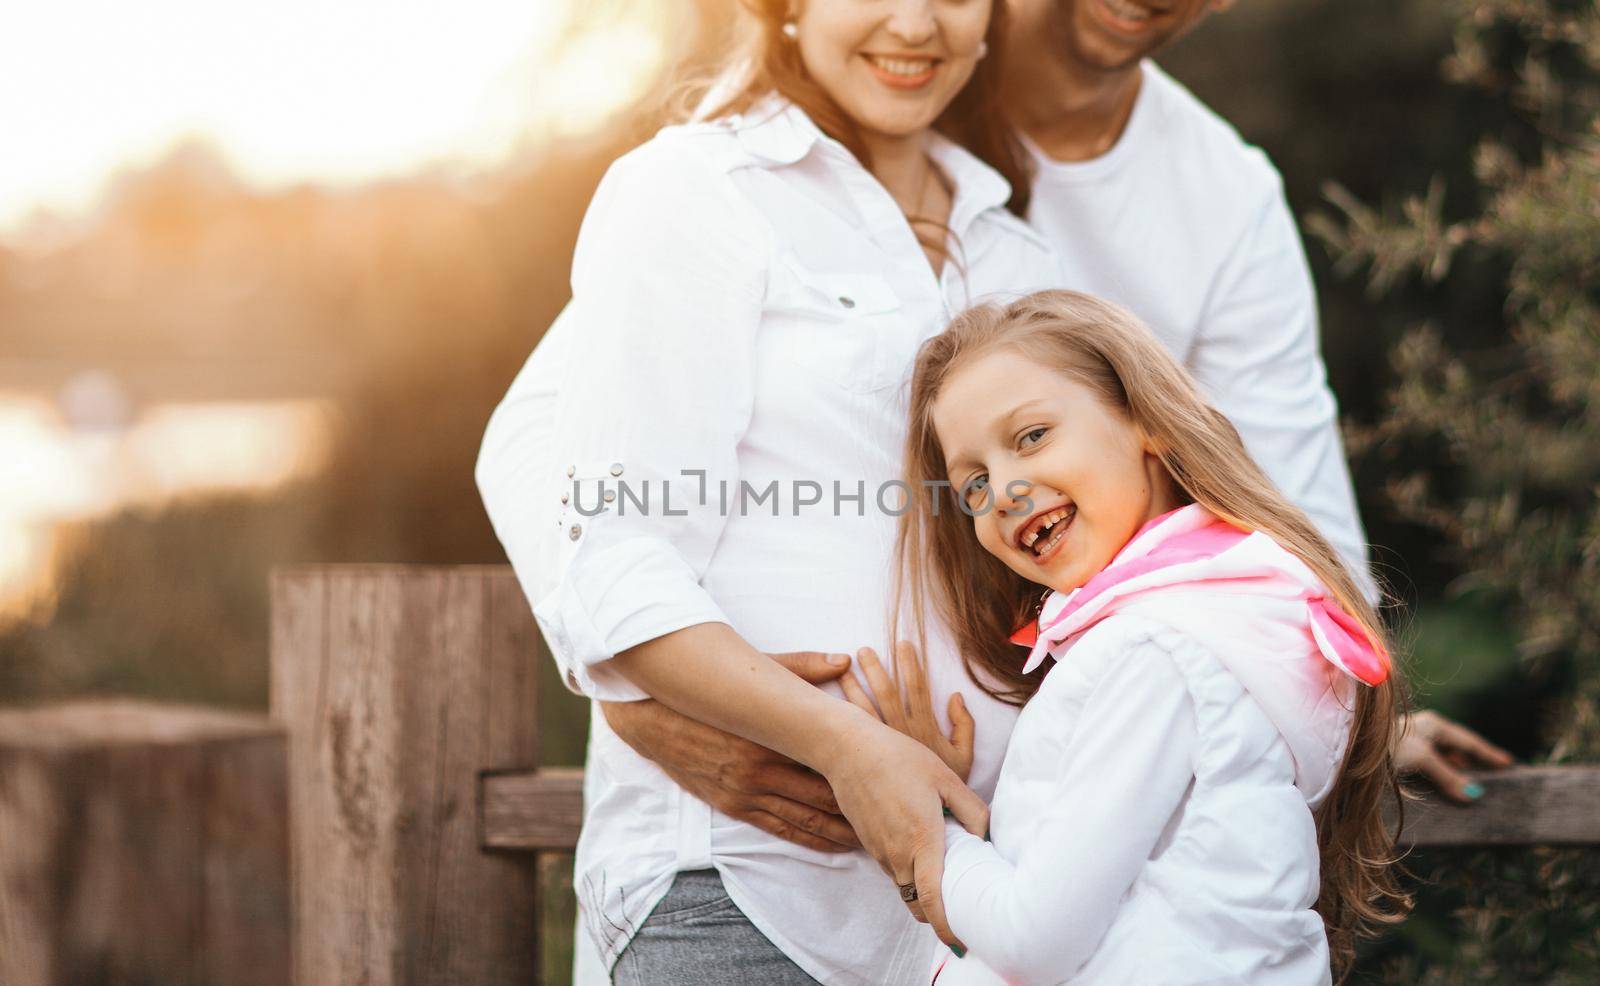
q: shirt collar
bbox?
[730,94,829,166]
[926,129,1014,219]
[729,94,1016,221]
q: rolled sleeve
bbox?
[476,133,772,701]
[1185,171,1378,603]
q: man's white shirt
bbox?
[1026,61,1374,599]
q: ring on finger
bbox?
[898,882,919,902]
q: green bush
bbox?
[1312,1,1600,978]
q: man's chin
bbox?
[1068,32,1148,74]
[1063,4,1158,71]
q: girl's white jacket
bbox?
[934,506,1370,985]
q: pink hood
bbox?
[1010,504,1389,806]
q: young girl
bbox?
[851,290,1410,984]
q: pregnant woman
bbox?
[476,1,1055,983]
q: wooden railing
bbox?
[13,564,1594,986]
[267,565,1600,985]
[478,765,1600,851]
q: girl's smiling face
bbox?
[930,347,1183,592]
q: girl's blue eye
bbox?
[963,474,989,503]
[1020,427,1047,447]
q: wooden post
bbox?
[0,701,288,986]
[270,566,542,986]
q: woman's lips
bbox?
[862,54,938,90]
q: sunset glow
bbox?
[0,397,335,619]
[0,0,671,236]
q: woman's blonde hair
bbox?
[892,289,1411,974]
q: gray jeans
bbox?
[611,869,820,985]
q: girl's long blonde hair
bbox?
[892,290,1411,974]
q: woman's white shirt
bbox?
[475,98,1057,985]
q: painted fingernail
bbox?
[1463,782,1484,800]
[942,806,953,817]
[951,944,967,958]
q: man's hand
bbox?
[600,650,861,852]
[1394,709,1514,803]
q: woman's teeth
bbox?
[866,55,936,77]
[1023,506,1076,556]
[1102,0,1153,21]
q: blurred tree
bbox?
[1311,0,1600,979]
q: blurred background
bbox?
[1,0,1594,981]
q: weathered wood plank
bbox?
[1393,765,1600,847]
[537,853,578,986]
[0,701,287,986]
[271,566,541,986]
[0,701,282,748]
[483,765,1600,853]
[481,768,585,851]
[201,734,292,986]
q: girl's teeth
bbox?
[1023,508,1073,551]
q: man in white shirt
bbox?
[996,0,1510,807]
[1006,0,1376,599]
[548,0,1512,979]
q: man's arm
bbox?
[1184,169,1377,602]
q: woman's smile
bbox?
[862,52,941,90]
[793,0,993,139]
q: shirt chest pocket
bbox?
[764,260,908,394]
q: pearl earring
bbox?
[781,21,798,40]
[976,40,989,60]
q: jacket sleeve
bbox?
[941,637,1197,982]
[474,134,773,701]
[1183,168,1378,603]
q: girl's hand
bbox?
[818,711,987,952]
[840,641,976,781]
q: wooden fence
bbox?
[7,563,1600,985]
[0,702,289,986]
[270,565,1600,984]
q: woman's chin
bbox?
[841,98,947,141]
